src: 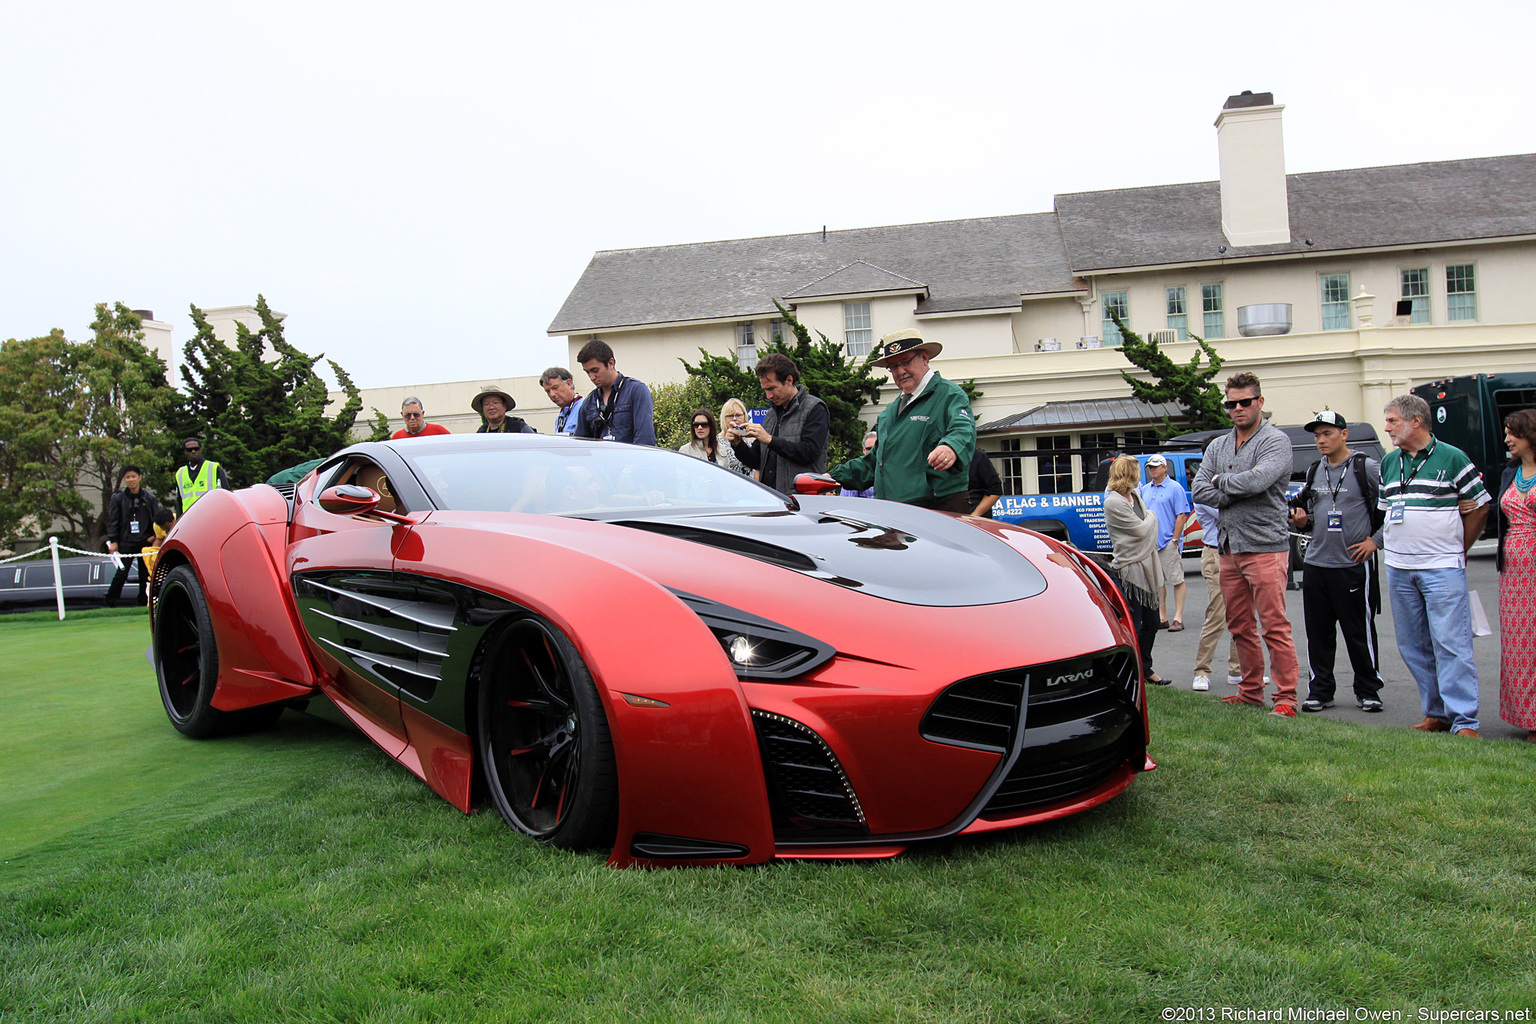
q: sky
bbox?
[4,0,1533,392]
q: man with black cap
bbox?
[1288,409,1387,713]
[829,329,975,512]
[471,385,535,434]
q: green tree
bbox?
[650,377,717,453]
[680,301,884,468]
[1109,309,1230,436]
[172,295,373,487]
[0,331,93,547]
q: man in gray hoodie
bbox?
[1191,372,1300,716]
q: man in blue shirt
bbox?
[540,366,586,435]
[1140,453,1192,630]
[573,340,656,446]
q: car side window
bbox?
[327,458,403,515]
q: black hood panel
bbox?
[613,499,1048,607]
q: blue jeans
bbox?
[1386,566,1480,732]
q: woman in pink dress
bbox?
[1496,408,1536,742]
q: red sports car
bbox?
[149,434,1152,867]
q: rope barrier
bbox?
[1,537,156,621]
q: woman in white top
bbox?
[716,399,753,476]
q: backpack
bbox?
[1299,453,1385,535]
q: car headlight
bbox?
[669,589,835,682]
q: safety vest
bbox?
[176,460,222,511]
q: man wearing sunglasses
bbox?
[390,397,451,439]
[1191,372,1300,717]
[173,437,231,515]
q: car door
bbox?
[288,457,417,757]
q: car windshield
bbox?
[405,445,788,517]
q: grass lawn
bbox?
[2,610,1533,1022]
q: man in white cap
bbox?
[1140,452,1191,631]
[829,330,975,512]
[471,385,535,434]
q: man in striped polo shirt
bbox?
[1379,394,1491,738]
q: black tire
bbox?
[155,565,232,737]
[154,565,286,737]
[478,617,618,850]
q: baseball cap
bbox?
[1145,454,1168,467]
[1304,410,1347,432]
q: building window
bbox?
[769,318,793,348]
[1102,292,1129,346]
[735,322,757,370]
[1447,264,1477,321]
[1081,431,1117,488]
[997,439,1023,496]
[843,302,872,359]
[1401,268,1431,324]
[1037,435,1072,494]
[1320,274,1351,330]
[1122,429,1160,453]
[1166,287,1188,340]
[1202,283,1224,339]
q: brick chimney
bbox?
[1214,91,1291,247]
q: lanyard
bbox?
[1321,457,1348,506]
[1399,441,1436,491]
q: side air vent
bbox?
[294,572,457,701]
[752,710,867,839]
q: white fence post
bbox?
[49,536,65,621]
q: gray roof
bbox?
[550,153,1536,336]
[547,213,1078,334]
[978,397,1188,434]
[1056,153,1536,271]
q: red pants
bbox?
[1219,550,1299,707]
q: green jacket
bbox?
[831,372,976,504]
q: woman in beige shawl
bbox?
[1105,455,1169,685]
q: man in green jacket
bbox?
[830,330,976,512]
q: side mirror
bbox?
[794,473,842,496]
[318,484,381,516]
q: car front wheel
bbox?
[478,617,618,850]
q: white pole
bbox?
[49,536,65,621]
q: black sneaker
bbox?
[1358,698,1384,713]
[1300,699,1334,713]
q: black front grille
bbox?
[752,710,867,839]
[920,672,1026,752]
[922,647,1143,820]
[982,733,1135,817]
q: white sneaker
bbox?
[1192,675,1210,691]
[1227,674,1270,685]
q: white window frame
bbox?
[769,318,792,348]
[1400,267,1431,324]
[1320,273,1351,330]
[1036,434,1073,494]
[735,322,757,370]
[1201,283,1224,339]
[1102,292,1129,346]
[843,302,873,359]
[1446,263,1477,322]
[1165,286,1188,340]
[997,439,1023,496]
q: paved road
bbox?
[1149,540,1528,742]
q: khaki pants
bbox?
[1195,546,1240,678]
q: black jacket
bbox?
[108,488,160,548]
[731,386,829,495]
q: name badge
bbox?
[1388,502,1406,524]
[129,521,142,536]
[1326,510,1343,533]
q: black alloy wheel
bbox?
[154,565,283,737]
[478,617,617,850]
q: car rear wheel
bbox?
[154,565,285,737]
[478,617,618,850]
[154,565,234,737]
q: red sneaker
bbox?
[1269,704,1297,718]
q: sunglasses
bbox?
[1223,397,1259,410]
[693,421,710,428]
[184,446,201,453]
[403,412,423,419]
